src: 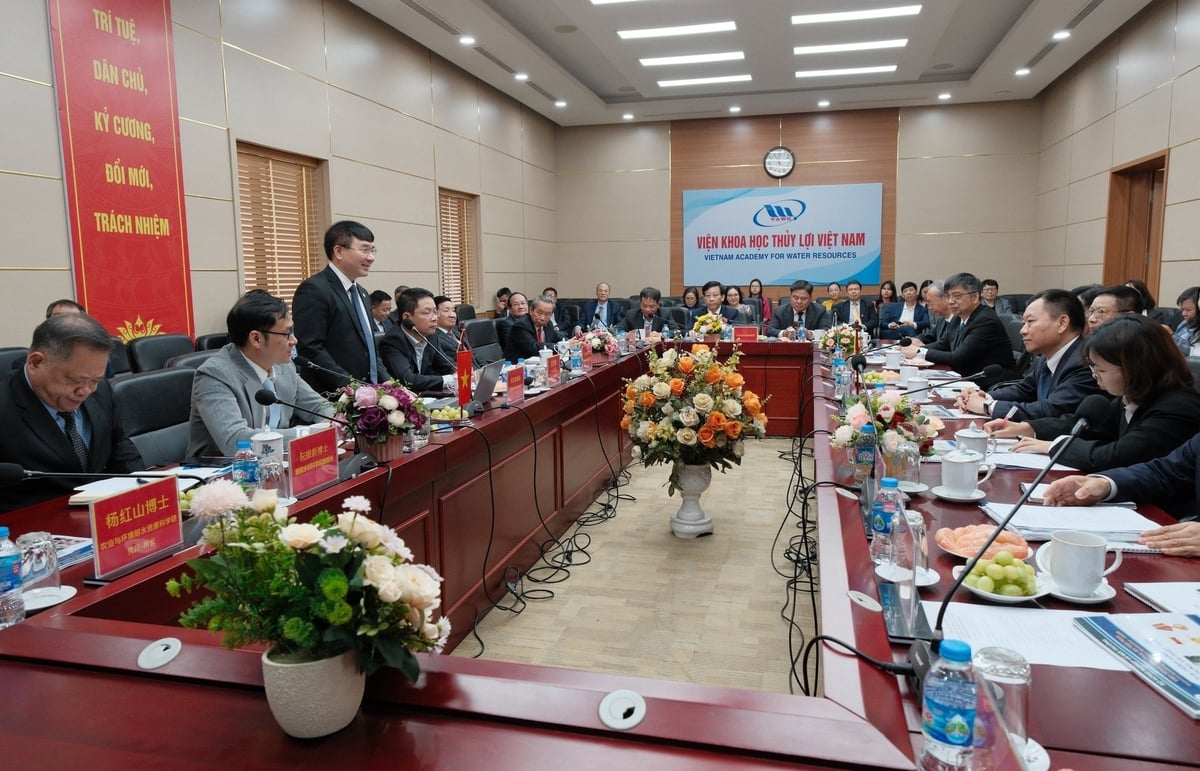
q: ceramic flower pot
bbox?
[365,433,407,462]
[702,334,721,344]
[261,649,365,738]
[670,463,714,538]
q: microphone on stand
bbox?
[898,369,988,399]
[907,413,1094,689]
[294,356,352,387]
[254,390,378,480]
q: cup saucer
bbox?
[931,485,986,503]
[898,480,930,495]
[1046,577,1116,604]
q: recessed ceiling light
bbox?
[938,92,952,100]
[514,72,529,81]
[1052,30,1071,41]
[459,35,475,46]
[1015,67,1030,76]
[658,74,752,88]
[792,5,921,25]
[554,100,567,108]
[818,100,831,108]
[618,21,736,40]
[640,51,744,67]
[793,39,908,55]
[794,65,897,78]
[622,113,635,120]
[728,106,741,113]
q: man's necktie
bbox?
[349,286,379,382]
[262,377,281,429]
[58,411,89,469]
[851,304,860,324]
[952,321,965,347]
[1037,361,1052,400]
[536,326,544,344]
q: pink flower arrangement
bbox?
[577,327,619,356]
[831,389,938,454]
[334,379,429,445]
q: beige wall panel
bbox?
[480,147,522,200]
[1032,265,1067,292]
[1159,261,1200,300]
[368,222,438,273]
[896,155,1037,233]
[430,58,479,141]
[1063,219,1106,266]
[1035,188,1068,231]
[180,121,232,200]
[330,89,434,178]
[478,86,523,157]
[173,27,227,126]
[523,239,558,275]
[481,233,525,273]
[1066,173,1109,225]
[522,113,557,172]
[221,0,327,79]
[894,233,1035,290]
[325,2,434,122]
[172,1,220,37]
[1061,263,1104,288]
[1034,226,1067,267]
[481,195,525,239]
[1037,140,1071,194]
[4,269,80,344]
[1068,115,1115,181]
[1112,86,1171,165]
[0,175,70,270]
[6,0,52,81]
[432,128,480,193]
[1040,80,1075,150]
[1071,43,1119,133]
[0,78,60,176]
[524,273,559,297]
[558,170,668,242]
[524,204,555,244]
[557,242,669,298]
[1168,67,1200,148]
[1177,0,1200,76]
[1161,199,1200,260]
[225,50,329,160]
[190,270,243,337]
[522,162,557,212]
[556,124,670,175]
[183,197,237,272]
[1166,138,1200,205]
[1115,0,1176,108]
[898,102,1040,158]
[329,159,436,226]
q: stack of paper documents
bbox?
[983,502,1159,541]
[67,466,226,505]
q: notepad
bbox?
[1125,583,1200,614]
[982,502,1159,542]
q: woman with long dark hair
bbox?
[875,280,897,310]
[747,278,772,325]
[682,286,700,310]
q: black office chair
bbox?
[558,303,580,332]
[165,350,219,369]
[194,333,229,351]
[455,304,476,321]
[112,368,196,467]
[1000,293,1033,315]
[1150,307,1182,330]
[1004,317,1024,358]
[108,336,131,377]
[126,334,194,372]
[0,347,28,372]
[667,306,691,330]
[1188,357,1200,394]
[471,343,505,367]
[464,319,499,349]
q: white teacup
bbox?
[884,349,903,369]
[940,449,994,497]
[898,365,918,389]
[907,376,930,403]
[955,426,996,458]
[1035,530,1123,598]
[251,431,285,461]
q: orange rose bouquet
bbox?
[621,344,768,494]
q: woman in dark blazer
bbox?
[989,315,1200,475]
[877,281,930,339]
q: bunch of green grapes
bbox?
[962,550,1038,597]
[862,371,888,385]
[431,406,467,421]
[179,487,197,511]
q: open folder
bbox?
[982,502,1159,542]
[67,466,225,505]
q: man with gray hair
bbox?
[506,294,562,362]
[0,313,143,512]
[918,281,951,344]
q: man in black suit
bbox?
[506,295,561,362]
[766,280,831,340]
[832,280,878,331]
[689,280,739,323]
[0,313,143,512]
[369,290,394,334]
[496,291,528,349]
[293,221,390,391]
[432,295,462,361]
[899,272,1017,388]
[619,287,668,337]
[379,288,456,394]
[957,289,1101,420]
[918,282,952,344]
[579,282,622,331]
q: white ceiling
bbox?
[348,0,1154,126]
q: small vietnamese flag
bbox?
[457,349,473,405]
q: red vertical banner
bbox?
[456,349,473,406]
[47,0,194,339]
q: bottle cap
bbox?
[881,477,899,488]
[0,526,7,539]
[237,440,251,449]
[939,639,972,663]
[861,424,875,433]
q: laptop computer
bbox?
[427,359,504,413]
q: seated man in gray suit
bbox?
[187,291,336,460]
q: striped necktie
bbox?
[58,411,89,469]
[262,377,281,429]
[349,286,379,382]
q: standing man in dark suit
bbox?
[899,272,1017,388]
[957,289,1100,420]
[293,221,390,392]
[766,280,831,340]
[379,288,457,394]
[0,313,143,513]
[506,295,561,362]
[832,280,878,331]
[579,282,621,331]
[432,295,462,361]
[619,287,668,337]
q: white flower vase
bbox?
[261,649,366,738]
[670,463,714,538]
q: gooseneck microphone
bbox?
[294,355,351,387]
[253,390,377,479]
[907,414,1092,687]
[402,318,459,373]
[0,463,209,487]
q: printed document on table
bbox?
[921,601,1128,671]
[983,503,1159,541]
[988,451,1076,472]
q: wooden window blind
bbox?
[237,143,324,299]
[438,189,479,305]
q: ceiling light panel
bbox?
[618,21,736,40]
[658,74,752,88]
[791,5,922,25]
[794,65,898,78]
[793,39,908,55]
[640,51,745,67]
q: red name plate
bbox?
[90,476,182,577]
[507,365,525,403]
[733,326,758,342]
[546,354,562,386]
[288,428,339,498]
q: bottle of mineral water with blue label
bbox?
[919,639,977,770]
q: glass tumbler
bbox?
[972,646,1032,767]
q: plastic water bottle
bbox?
[232,440,258,489]
[569,345,583,373]
[721,323,733,341]
[0,526,25,629]
[869,477,901,564]
[853,423,876,484]
[919,639,978,771]
[832,355,847,400]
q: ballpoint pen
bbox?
[998,404,1018,429]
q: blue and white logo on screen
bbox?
[753,199,806,227]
